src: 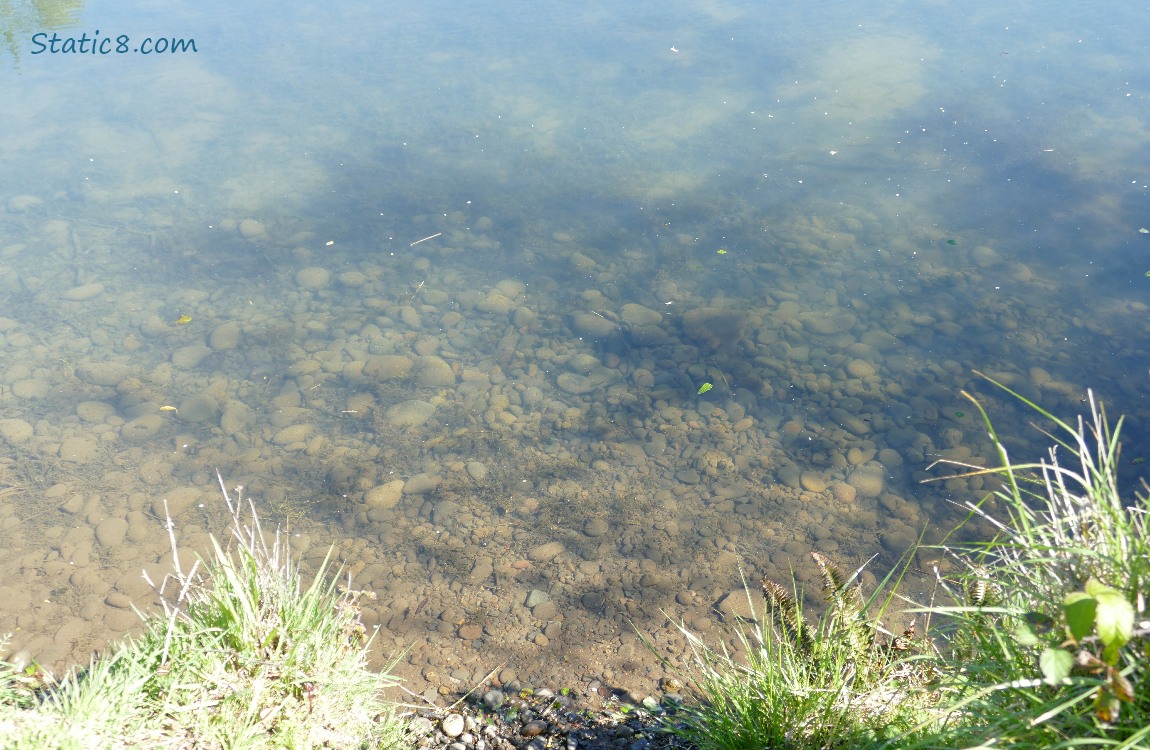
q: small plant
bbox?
[910,374,1150,747]
[0,475,407,749]
[655,550,936,750]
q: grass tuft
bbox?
[0,475,408,749]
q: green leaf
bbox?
[1063,592,1097,642]
[1085,578,1117,598]
[1094,591,1135,651]
[1039,647,1074,681]
[1012,619,1041,647]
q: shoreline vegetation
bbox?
[2,376,1148,749]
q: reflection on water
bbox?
[1,0,1149,701]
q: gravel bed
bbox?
[403,679,696,750]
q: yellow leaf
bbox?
[175,315,193,325]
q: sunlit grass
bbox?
[0,476,408,749]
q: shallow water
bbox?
[1,0,1149,700]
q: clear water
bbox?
[1,0,1148,699]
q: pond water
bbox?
[1,0,1148,701]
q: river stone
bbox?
[556,372,592,394]
[363,355,413,381]
[59,435,100,462]
[95,517,129,548]
[525,589,551,608]
[60,282,105,301]
[799,471,827,493]
[364,480,404,510]
[477,291,515,314]
[78,361,131,387]
[171,345,212,370]
[76,401,116,423]
[846,359,877,378]
[0,418,33,444]
[848,463,886,498]
[120,414,163,443]
[465,461,487,481]
[441,714,464,738]
[403,473,440,495]
[620,303,662,327]
[831,482,858,504]
[295,267,331,290]
[11,379,49,399]
[584,518,609,537]
[570,312,616,338]
[386,399,436,427]
[528,541,564,562]
[416,356,455,387]
[209,322,242,351]
[238,219,265,238]
[273,424,312,445]
[178,394,219,424]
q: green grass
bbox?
[0,477,408,749]
[655,551,939,749]
[658,374,1150,749]
[906,375,1150,748]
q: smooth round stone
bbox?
[364,480,404,510]
[831,482,858,503]
[570,312,616,338]
[8,194,43,212]
[209,322,242,351]
[95,517,128,548]
[566,353,600,373]
[799,471,827,493]
[846,359,877,378]
[458,623,483,640]
[386,399,436,427]
[273,424,312,445]
[338,271,368,287]
[465,462,487,481]
[403,473,440,495]
[848,464,886,498]
[238,219,265,239]
[524,589,551,608]
[177,393,219,424]
[0,418,33,444]
[120,414,163,443]
[78,361,131,387]
[620,303,662,327]
[584,518,609,537]
[60,282,105,301]
[76,401,116,423]
[476,291,515,314]
[416,356,455,387]
[528,541,564,562]
[441,714,465,738]
[171,345,212,370]
[10,381,48,398]
[363,355,413,381]
[556,372,592,394]
[295,266,331,290]
[59,435,100,462]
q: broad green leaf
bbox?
[1012,619,1040,647]
[1085,578,1119,598]
[1094,591,1135,650]
[1039,647,1074,681]
[1062,592,1097,642]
